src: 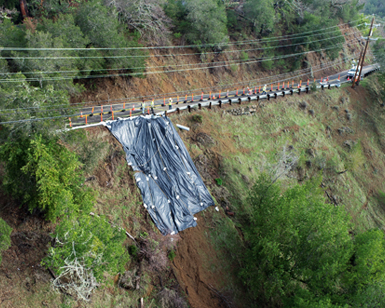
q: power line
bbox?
[0,65,317,114]
[0,55,358,115]
[0,40,357,83]
[0,20,365,52]
[1,31,360,61]
[0,57,359,120]
[2,31,359,77]
[0,64,354,126]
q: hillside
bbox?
[72,22,367,108]
[1,71,385,307]
[1,0,385,307]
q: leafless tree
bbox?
[0,7,17,23]
[50,242,99,301]
[157,288,188,308]
[284,0,365,18]
[139,231,179,272]
[103,0,172,45]
[269,143,299,184]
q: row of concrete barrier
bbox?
[163,82,341,116]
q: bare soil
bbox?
[0,23,380,307]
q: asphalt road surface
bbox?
[71,64,379,127]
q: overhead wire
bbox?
[0,19,366,51]
[0,39,359,83]
[1,29,363,61]
[0,56,362,123]
[0,53,359,115]
[1,30,361,78]
[0,65,317,115]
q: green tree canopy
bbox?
[0,134,95,222]
[241,174,385,307]
[165,0,228,48]
[75,0,147,72]
[363,0,385,18]
[241,175,353,305]
[244,0,275,35]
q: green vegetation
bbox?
[168,249,176,262]
[42,214,129,282]
[242,174,385,307]
[192,114,203,123]
[0,135,95,221]
[363,0,385,17]
[215,178,223,186]
[373,40,385,100]
[170,77,385,306]
[0,0,383,306]
[0,218,12,265]
[0,0,146,92]
[128,244,139,260]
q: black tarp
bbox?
[105,116,214,235]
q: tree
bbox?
[292,12,344,60]
[0,218,12,265]
[0,72,71,139]
[42,214,129,299]
[37,14,104,78]
[244,0,275,35]
[241,174,353,305]
[346,229,385,307]
[241,174,385,306]
[75,0,147,72]
[0,134,95,222]
[363,0,385,17]
[104,0,172,45]
[373,40,385,100]
[183,0,229,48]
[374,40,385,70]
[11,29,84,93]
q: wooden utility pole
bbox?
[351,49,363,89]
[352,17,375,88]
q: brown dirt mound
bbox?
[172,209,232,308]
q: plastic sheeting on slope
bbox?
[104,115,215,235]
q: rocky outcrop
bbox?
[225,105,257,116]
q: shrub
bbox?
[240,51,249,62]
[215,178,223,186]
[140,236,168,271]
[139,231,178,271]
[168,249,176,262]
[0,218,12,265]
[157,288,188,308]
[42,214,129,282]
[192,114,203,123]
[128,244,139,259]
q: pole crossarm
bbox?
[353,17,375,89]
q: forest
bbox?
[1,0,385,307]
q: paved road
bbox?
[71,64,379,127]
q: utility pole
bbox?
[352,17,375,88]
[351,49,363,89]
